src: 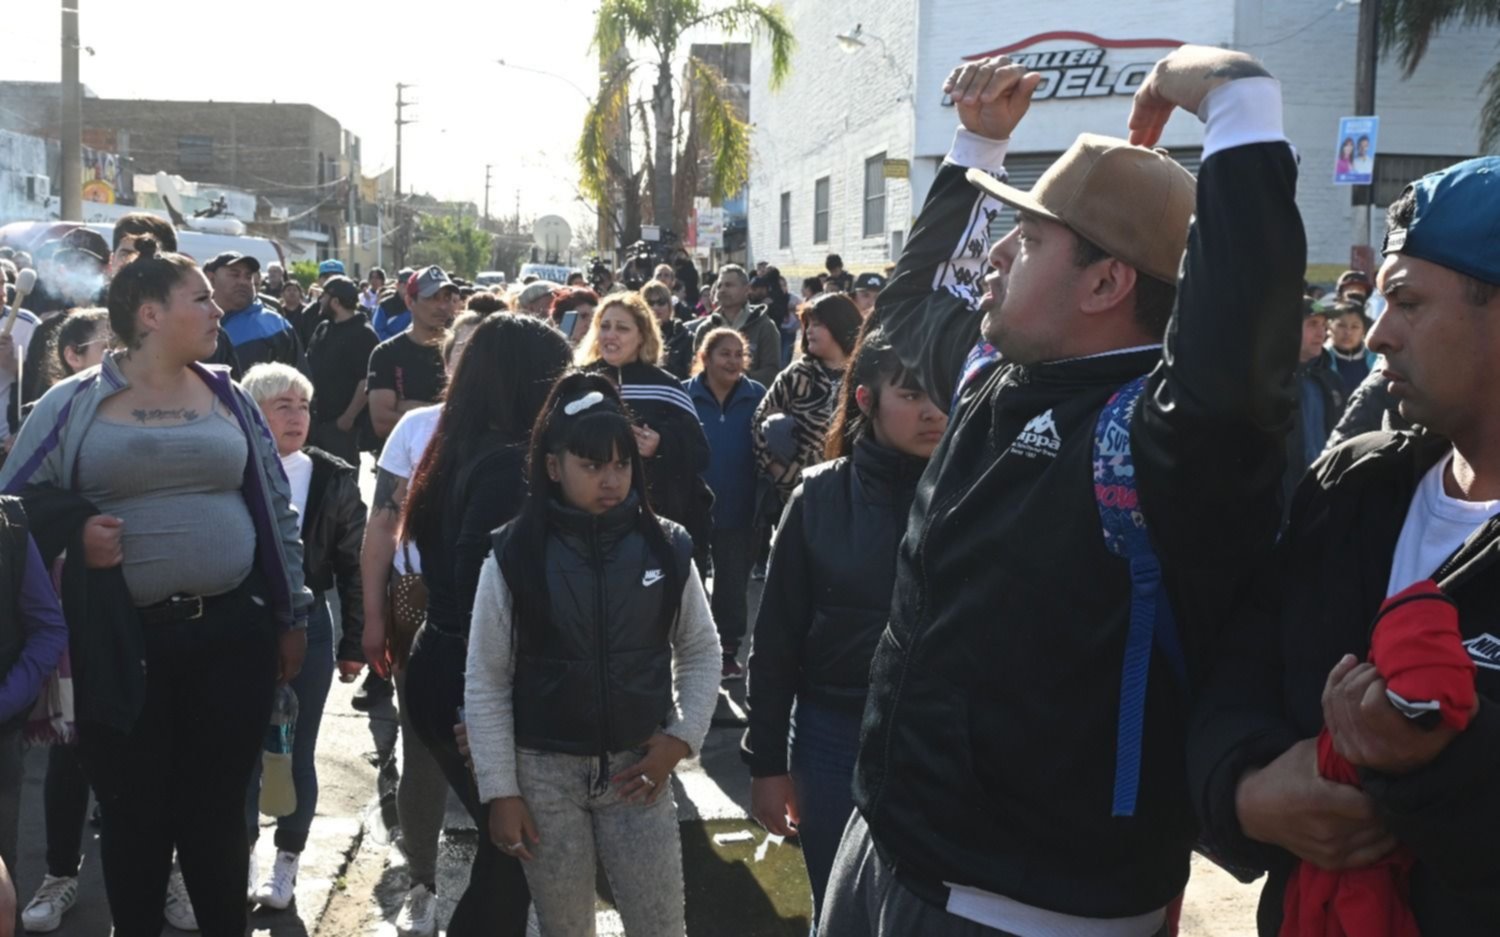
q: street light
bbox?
[495,59,594,103]
[836,24,868,53]
[834,23,911,103]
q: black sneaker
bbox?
[352,671,394,711]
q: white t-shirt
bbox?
[1387,454,1500,597]
[376,404,442,575]
[280,450,314,519]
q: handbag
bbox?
[386,541,427,669]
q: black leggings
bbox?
[42,745,90,878]
[404,624,530,937]
[78,582,278,937]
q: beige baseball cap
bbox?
[966,134,1197,284]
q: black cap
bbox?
[397,267,416,283]
[204,251,261,275]
[322,275,361,310]
[749,275,773,289]
[853,272,887,292]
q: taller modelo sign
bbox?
[955,31,1184,101]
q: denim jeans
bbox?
[789,698,863,926]
[517,747,684,937]
[245,592,336,853]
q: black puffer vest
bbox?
[797,438,926,709]
[493,495,693,757]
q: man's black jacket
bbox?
[854,138,1303,917]
[1188,430,1500,935]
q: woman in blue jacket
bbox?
[684,327,767,679]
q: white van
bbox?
[0,220,284,270]
[517,262,578,284]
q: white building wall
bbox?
[1239,0,1499,265]
[752,0,1499,272]
[747,0,918,273]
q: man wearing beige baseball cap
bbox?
[816,45,1306,936]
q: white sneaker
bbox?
[21,874,78,933]
[163,869,199,932]
[246,850,259,903]
[394,884,437,937]
[252,850,300,911]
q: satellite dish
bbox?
[532,215,572,261]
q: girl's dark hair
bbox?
[800,291,863,358]
[54,308,111,377]
[825,322,922,461]
[402,314,573,549]
[500,371,680,632]
[103,236,198,349]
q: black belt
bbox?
[139,586,244,625]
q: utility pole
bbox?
[483,164,493,223]
[1351,0,1379,266]
[60,0,82,222]
[395,83,415,267]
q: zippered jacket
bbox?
[853,103,1305,916]
[1189,430,1500,935]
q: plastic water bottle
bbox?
[259,685,299,817]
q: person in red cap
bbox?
[1189,155,1500,934]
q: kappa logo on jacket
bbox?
[1008,408,1063,460]
[1463,633,1500,670]
[642,569,665,588]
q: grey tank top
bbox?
[76,400,257,606]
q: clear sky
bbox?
[2,0,625,232]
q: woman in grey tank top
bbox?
[3,239,309,937]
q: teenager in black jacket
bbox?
[822,47,1304,936]
[399,315,572,937]
[743,324,946,923]
[1188,156,1500,935]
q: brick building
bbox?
[748,0,1498,274]
[0,81,364,261]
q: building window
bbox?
[779,192,791,249]
[864,153,887,238]
[177,135,214,172]
[814,176,830,245]
[1373,154,1473,206]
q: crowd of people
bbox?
[0,39,1495,937]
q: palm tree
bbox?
[1380,0,1500,149]
[578,0,794,249]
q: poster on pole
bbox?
[1334,116,1379,185]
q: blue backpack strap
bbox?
[1093,375,1187,817]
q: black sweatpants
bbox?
[404,623,530,937]
[78,582,279,937]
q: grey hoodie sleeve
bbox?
[0,376,80,493]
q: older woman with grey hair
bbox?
[239,363,368,910]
